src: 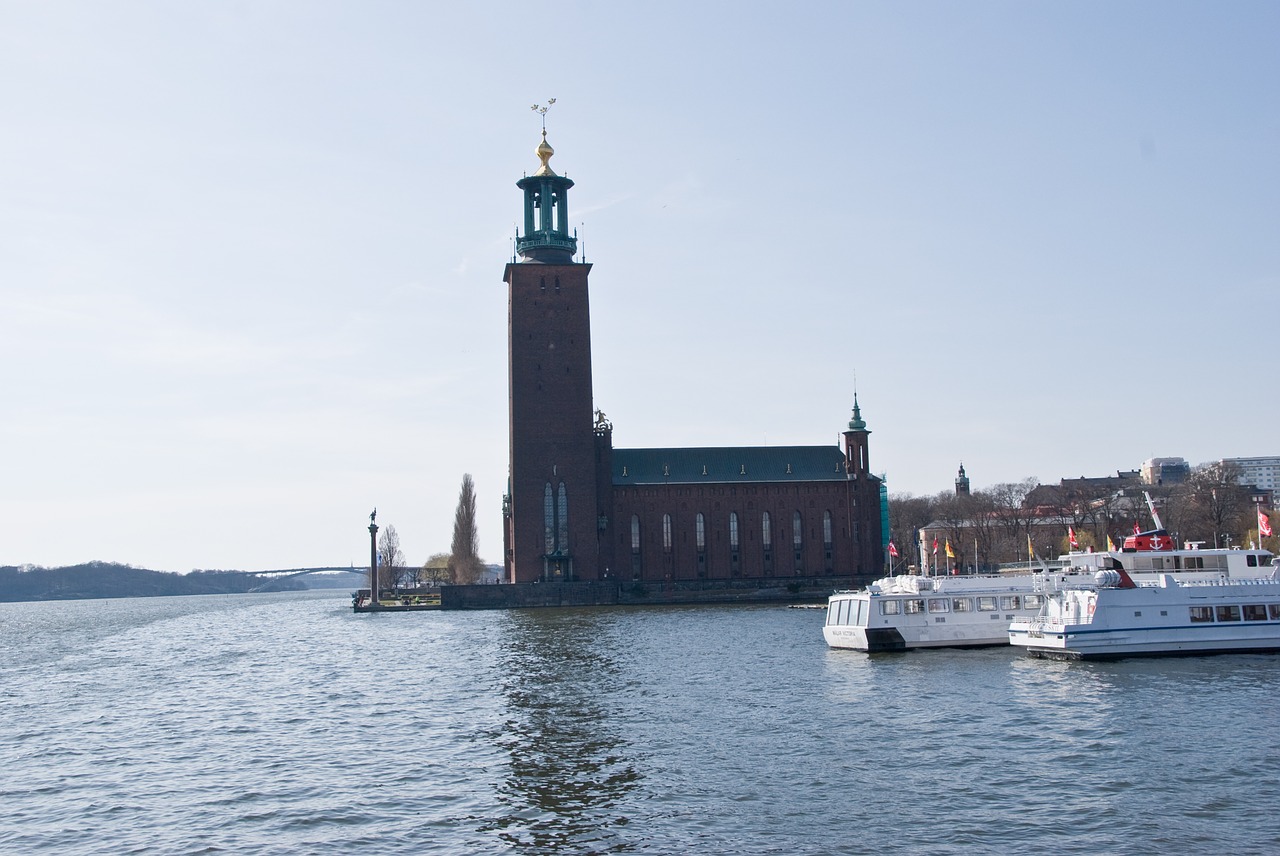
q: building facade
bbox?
[502,132,885,585]
[1222,457,1280,493]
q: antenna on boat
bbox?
[1143,491,1164,530]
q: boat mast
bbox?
[1144,491,1164,530]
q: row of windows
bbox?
[630,511,835,552]
[879,594,1044,616]
[1189,603,1280,623]
[826,595,1046,627]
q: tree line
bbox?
[372,473,488,589]
[0,562,305,602]
[889,462,1272,570]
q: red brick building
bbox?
[503,132,884,586]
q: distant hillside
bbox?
[0,562,306,603]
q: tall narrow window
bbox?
[544,483,555,553]
[631,515,641,551]
[823,511,833,546]
[729,512,740,549]
[762,512,772,547]
[793,511,803,547]
[557,482,569,552]
[663,514,672,551]
[696,513,706,550]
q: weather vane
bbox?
[531,98,557,130]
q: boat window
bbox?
[1000,596,1021,610]
[928,598,949,613]
[951,598,972,612]
[1248,555,1259,567]
[1243,604,1267,621]
[1189,606,1215,623]
[880,600,901,615]
[977,597,998,612]
[1024,594,1044,608]
[1270,604,1280,620]
[1216,605,1242,622]
[854,599,868,626]
[1183,556,1203,570]
[904,599,925,615]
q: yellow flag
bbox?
[945,539,955,559]
[1106,535,1116,551]
[1027,534,1035,559]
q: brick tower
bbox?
[502,130,601,582]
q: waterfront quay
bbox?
[353,577,836,611]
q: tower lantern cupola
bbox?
[515,130,578,264]
[843,393,871,477]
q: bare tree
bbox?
[377,524,406,589]
[987,478,1041,562]
[887,492,935,570]
[1173,462,1251,547]
[449,474,484,584]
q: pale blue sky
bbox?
[2,2,1276,572]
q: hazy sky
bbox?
[3,2,1277,572]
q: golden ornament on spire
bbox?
[530,98,558,176]
[534,129,556,176]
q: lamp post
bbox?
[368,510,379,609]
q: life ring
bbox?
[1087,600,1096,618]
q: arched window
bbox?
[557,482,569,552]
[729,512,739,549]
[631,515,641,551]
[696,513,706,550]
[793,511,803,547]
[762,512,772,547]
[543,483,555,553]
[662,514,673,551]
[823,510,833,546]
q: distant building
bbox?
[1222,457,1280,493]
[502,131,885,586]
[955,463,970,496]
[1025,471,1141,512]
[1141,457,1189,486]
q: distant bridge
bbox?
[244,567,365,592]
[245,566,364,579]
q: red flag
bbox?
[932,537,939,555]
[1133,521,1141,535]
[888,541,899,558]
[1261,509,1274,538]
[1068,526,1079,549]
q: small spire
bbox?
[530,99,558,177]
[847,393,867,431]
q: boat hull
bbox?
[824,573,1057,651]
[1010,574,1280,660]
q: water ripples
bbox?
[3,594,1280,853]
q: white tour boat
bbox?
[823,530,1274,652]
[823,571,1069,652]
[1008,567,1280,660]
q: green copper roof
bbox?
[847,395,868,432]
[613,446,855,485]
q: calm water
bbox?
[2,592,1279,855]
